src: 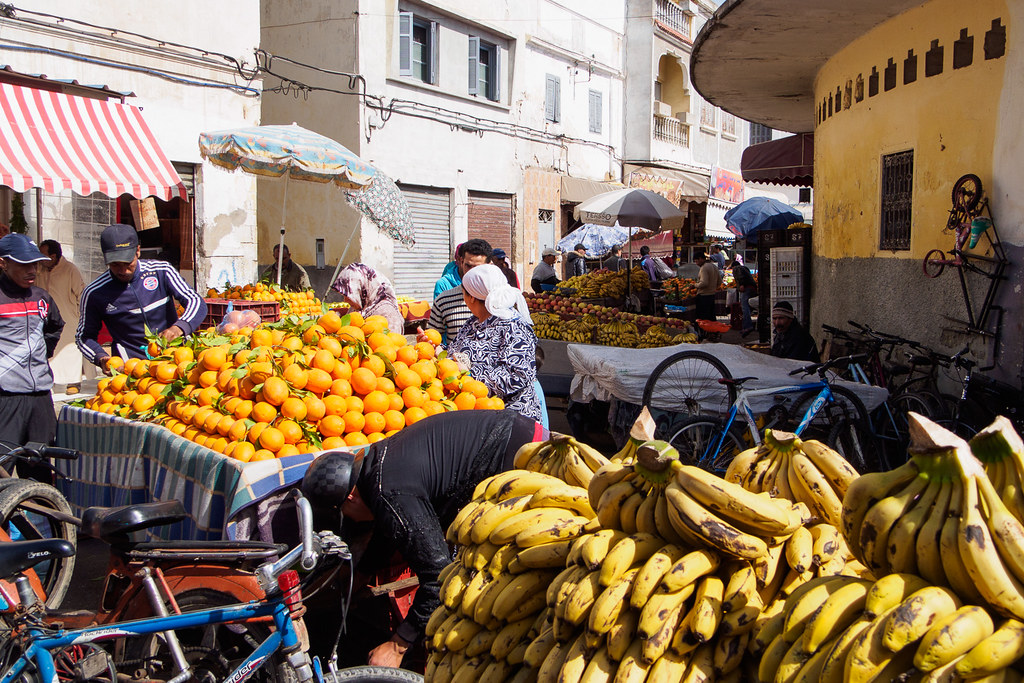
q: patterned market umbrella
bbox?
[557,223,645,258]
[199,123,378,285]
[343,171,415,248]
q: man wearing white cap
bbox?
[0,233,65,479]
[530,247,560,293]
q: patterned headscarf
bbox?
[331,263,404,331]
[461,264,532,324]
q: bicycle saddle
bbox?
[0,539,75,581]
[720,376,757,387]
[81,500,186,544]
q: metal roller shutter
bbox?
[395,185,451,301]
[468,191,513,256]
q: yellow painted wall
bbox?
[813,0,1008,260]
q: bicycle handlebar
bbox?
[789,353,871,377]
[255,491,319,594]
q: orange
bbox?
[436,358,461,382]
[344,432,370,447]
[319,336,344,359]
[363,390,391,415]
[337,325,365,343]
[247,362,275,383]
[345,395,365,414]
[216,414,236,436]
[323,395,348,417]
[172,346,195,364]
[233,349,253,367]
[277,419,303,445]
[233,441,256,463]
[396,345,419,366]
[423,400,445,416]
[258,427,285,453]
[321,436,346,450]
[193,406,215,429]
[424,380,445,402]
[376,344,398,363]
[280,397,308,421]
[131,361,151,379]
[423,328,442,345]
[415,342,436,360]
[404,406,428,425]
[132,393,156,413]
[342,410,365,434]
[250,328,274,348]
[222,396,242,414]
[331,361,353,381]
[154,362,178,383]
[402,386,427,410]
[388,393,405,411]
[261,376,290,406]
[209,437,229,454]
[319,414,345,438]
[203,410,223,434]
[147,382,168,399]
[383,409,405,432]
[391,361,409,375]
[318,311,343,333]
[304,395,327,422]
[351,367,377,395]
[453,392,476,411]
[197,386,220,407]
[302,325,326,345]
[311,349,336,374]
[306,368,334,395]
[395,368,422,390]
[362,412,386,435]
[200,346,228,371]
[346,311,365,327]
[123,357,140,376]
[194,433,208,448]
[170,420,190,436]
[375,377,396,394]
[361,354,386,378]
[277,444,300,458]
[109,374,128,393]
[329,378,353,398]
[366,331,392,352]
[463,378,489,399]
[228,419,249,443]
[233,399,254,420]
[282,364,308,390]
[178,403,199,423]
[491,397,505,409]
[252,449,276,462]
[367,432,387,444]
[361,316,390,336]
[270,329,287,346]
[281,335,304,352]
[251,401,278,423]
[106,356,126,372]
[239,377,258,400]
[411,360,438,382]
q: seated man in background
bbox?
[770,300,820,362]
[530,248,560,293]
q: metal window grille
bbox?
[880,150,913,250]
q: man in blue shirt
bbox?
[77,224,207,369]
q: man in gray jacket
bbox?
[0,234,64,480]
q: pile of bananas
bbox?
[637,324,685,348]
[595,319,639,347]
[558,317,597,344]
[427,470,597,682]
[530,313,563,340]
[755,571,1024,682]
[725,429,859,528]
[513,435,612,489]
[554,269,651,299]
[844,414,1024,620]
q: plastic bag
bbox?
[217,308,262,334]
[652,256,675,279]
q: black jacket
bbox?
[566,252,586,278]
[0,272,64,393]
[771,321,820,363]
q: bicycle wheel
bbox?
[922,249,946,278]
[664,417,746,474]
[934,418,980,441]
[641,351,736,418]
[0,479,76,609]
[790,385,874,469]
[951,173,983,213]
[874,391,938,467]
[329,666,424,682]
[124,589,298,683]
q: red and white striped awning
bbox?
[0,82,187,201]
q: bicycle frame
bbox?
[0,594,314,683]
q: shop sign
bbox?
[711,167,745,203]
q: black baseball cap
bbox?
[0,233,49,264]
[100,224,139,264]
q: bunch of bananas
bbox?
[725,429,859,528]
[427,470,598,683]
[558,318,596,344]
[844,414,1024,619]
[636,324,676,348]
[594,319,639,347]
[513,435,612,489]
[530,312,562,340]
[976,417,1024,521]
[755,571,1024,682]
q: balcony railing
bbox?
[655,0,691,39]
[653,115,689,147]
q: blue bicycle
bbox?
[660,354,875,473]
[0,491,356,683]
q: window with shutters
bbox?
[589,90,602,134]
[699,99,717,129]
[468,37,500,101]
[398,12,437,84]
[880,150,914,251]
[545,74,561,123]
[749,123,773,145]
[721,112,736,138]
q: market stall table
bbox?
[54,406,349,541]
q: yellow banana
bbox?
[536,638,570,683]
[959,470,1024,616]
[634,488,660,537]
[881,585,961,653]
[916,477,954,587]
[457,500,494,546]
[646,647,692,683]
[569,436,612,472]
[472,571,516,624]
[547,564,588,608]
[580,529,629,570]
[523,625,557,669]
[504,589,550,623]
[445,617,483,652]
[864,572,932,618]
[513,440,551,471]
[460,568,491,618]
[490,616,535,661]
[664,483,769,560]
[613,640,650,682]
[717,602,762,637]
[449,654,488,683]
[630,543,687,609]
[800,438,859,496]
[757,630,792,683]
[466,541,500,573]
[587,463,633,512]
[886,477,942,575]
[515,513,590,548]
[941,477,986,604]
[465,627,498,658]
[954,617,1024,678]
[773,635,811,683]
[492,570,558,622]
[587,567,639,636]
[642,601,685,664]
[491,470,566,502]
[479,659,512,683]
[976,469,1024,585]
[783,576,862,644]
[711,631,747,676]
[674,464,802,536]
[638,585,695,642]
[511,539,574,573]
[441,565,472,610]
[562,450,596,490]
[857,473,930,575]
[773,449,795,501]
[596,478,642,530]
[724,445,760,484]
[809,523,840,567]
[579,645,615,683]
[784,526,814,574]
[529,484,595,518]
[432,611,461,652]
[801,579,871,654]
[790,632,839,683]
[817,617,872,683]
[688,574,724,643]
[742,451,774,493]
[749,603,786,656]
[488,543,519,576]
[489,507,579,546]
[606,606,639,661]
[617,490,646,534]
[754,542,786,600]
[448,499,484,544]
[426,604,454,639]
[841,459,920,563]
[844,603,903,683]
[599,532,664,587]
[654,488,689,545]
[790,450,845,527]
[721,563,758,613]
[658,549,721,594]
[914,605,995,672]
[563,569,603,626]
[556,631,590,683]
[679,642,713,683]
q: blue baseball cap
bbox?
[0,233,49,264]
[100,224,139,264]
[492,248,507,260]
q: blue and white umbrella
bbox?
[557,223,646,258]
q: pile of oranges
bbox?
[84,311,503,463]
[205,282,323,317]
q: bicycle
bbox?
[0,443,81,609]
[0,490,350,683]
[928,346,1024,440]
[657,354,874,474]
[923,173,989,278]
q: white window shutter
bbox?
[398,12,413,77]
[491,46,501,101]
[429,21,439,84]
[589,90,602,133]
[553,76,561,122]
[468,37,480,95]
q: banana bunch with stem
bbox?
[513,434,612,489]
[973,416,1024,523]
[725,429,859,528]
[427,471,598,683]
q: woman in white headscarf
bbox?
[449,264,542,421]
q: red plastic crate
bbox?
[202,298,280,328]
